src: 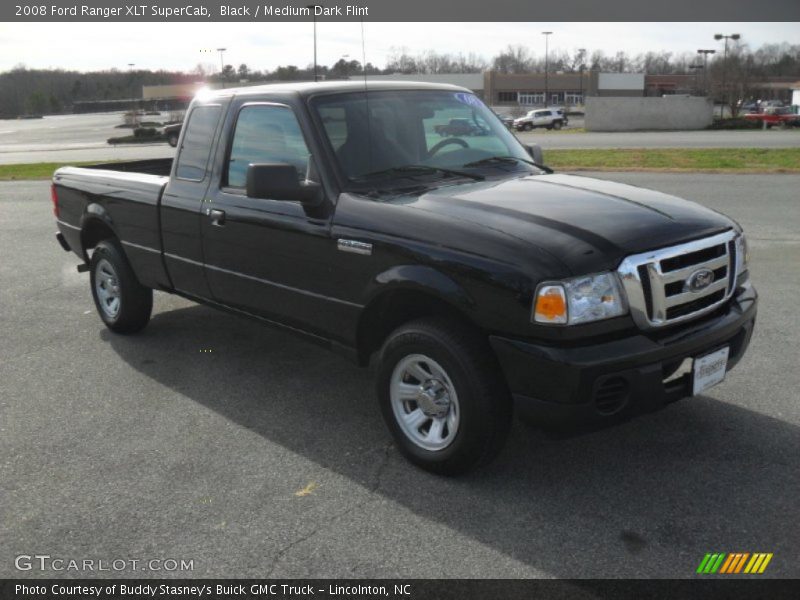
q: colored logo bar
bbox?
[696,553,773,574]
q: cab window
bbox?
[226,104,311,188]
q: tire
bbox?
[167,133,179,147]
[523,123,533,132]
[89,240,153,334]
[376,317,513,475]
[552,120,563,130]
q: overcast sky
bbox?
[1,22,798,73]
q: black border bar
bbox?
[4,0,800,22]
[3,579,800,600]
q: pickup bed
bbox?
[54,81,757,474]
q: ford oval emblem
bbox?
[686,268,715,293]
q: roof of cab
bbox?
[201,80,472,100]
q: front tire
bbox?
[167,133,179,147]
[552,120,563,130]
[376,317,512,475]
[523,122,533,131]
[90,240,152,333]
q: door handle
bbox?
[208,209,226,227]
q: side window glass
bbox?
[175,105,221,181]
[226,105,311,188]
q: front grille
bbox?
[618,231,738,329]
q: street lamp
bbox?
[697,49,716,96]
[307,5,322,82]
[714,33,741,118]
[542,31,552,107]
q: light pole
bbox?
[542,31,552,107]
[578,48,586,107]
[697,49,716,96]
[714,33,740,118]
[216,48,226,73]
[127,64,137,124]
[307,5,321,81]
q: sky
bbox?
[0,22,798,74]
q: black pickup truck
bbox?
[53,81,757,474]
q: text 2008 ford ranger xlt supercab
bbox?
[53,82,757,474]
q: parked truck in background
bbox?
[53,82,757,474]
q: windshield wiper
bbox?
[352,164,484,182]
[463,155,553,174]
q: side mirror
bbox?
[525,144,544,165]
[246,163,321,203]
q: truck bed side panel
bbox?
[54,167,171,289]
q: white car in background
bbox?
[514,108,568,131]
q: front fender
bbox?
[365,264,476,311]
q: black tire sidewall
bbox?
[89,240,152,333]
[377,321,509,474]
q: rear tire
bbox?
[167,133,179,147]
[376,317,512,475]
[90,240,152,334]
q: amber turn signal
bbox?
[534,285,567,324]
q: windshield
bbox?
[310,90,538,187]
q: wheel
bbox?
[90,240,153,333]
[552,120,563,130]
[376,317,512,475]
[523,122,533,131]
[167,133,179,147]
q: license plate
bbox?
[692,346,730,395]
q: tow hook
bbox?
[77,263,90,273]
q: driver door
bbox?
[200,100,346,338]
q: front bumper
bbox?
[490,282,757,425]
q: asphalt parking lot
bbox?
[1,174,799,578]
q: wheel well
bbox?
[81,219,116,261]
[356,289,477,366]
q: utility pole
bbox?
[216,48,226,74]
[714,33,740,118]
[578,48,586,107]
[697,49,716,97]
[542,31,552,107]
[307,5,321,81]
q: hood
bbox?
[387,173,735,274]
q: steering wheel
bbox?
[427,137,469,158]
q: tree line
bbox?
[1,41,798,117]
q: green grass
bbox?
[2,148,799,181]
[545,148,800,173]
[0,162,113,181]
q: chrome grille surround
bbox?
[617,230,738,329]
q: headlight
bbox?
[533,272,627,325]
[735,233,749,275]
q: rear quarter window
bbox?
[175,105,222,181]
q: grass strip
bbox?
[544,148,800,173]
[1,148,798,181]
